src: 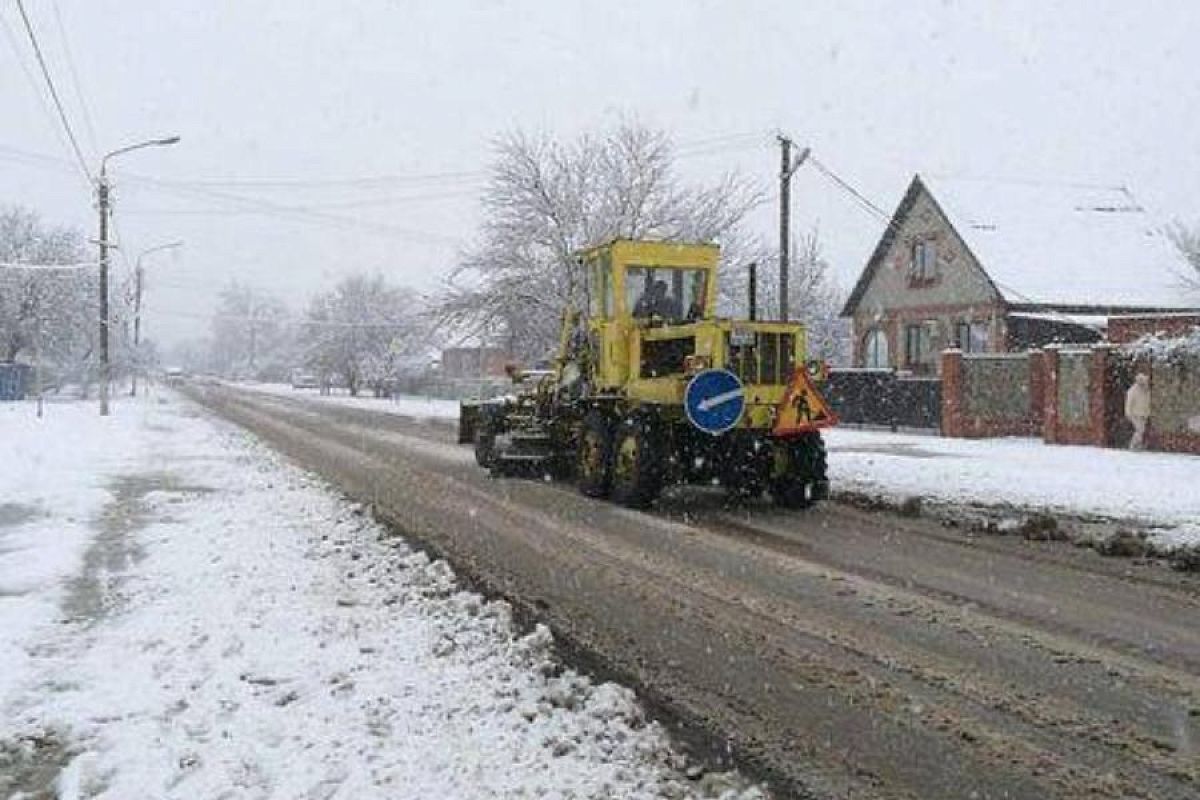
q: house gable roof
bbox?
[840,176,916,318]
[842,174,1198,317]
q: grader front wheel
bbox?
[576,411,614,498]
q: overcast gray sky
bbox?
[3,0,1197,347]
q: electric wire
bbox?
[0,260,97,270]
[808,155,890,221]
[13,0,93,183]
[0,9,72,164]
[50,0,98,154]
[0,143,465,247]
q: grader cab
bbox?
[466,238,836,508]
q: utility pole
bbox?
[130,241,182,397]
[95,135,181,415]
[777,136,810,321]
[248,293,258,376]
[97,169,111,415]
[131,264,142,397]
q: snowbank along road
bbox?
[185,381,1200,800]
[1,395,762,799]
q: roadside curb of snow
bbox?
[224,428,769,800]
[832,488,1200,572]
[348,496,792,800]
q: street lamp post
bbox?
[130,240,183,397]
[97,135,180,416]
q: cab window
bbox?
[626,265,707,322]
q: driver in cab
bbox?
[633,279,680,321]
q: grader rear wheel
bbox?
[576,411,614,498]
[611,418,663,509]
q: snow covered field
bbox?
[236,381,461,421]
[0,393,760,799]
[824,427,1200,549]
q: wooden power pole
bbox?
[777,136,810,321]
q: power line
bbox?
[149,306,420,329]
[808,155,890,221]
[50,0,98,154]
[117,172,464,246]
[154,169,487,191]
[0,8,68,158]
[0,260,96,270]
[116,186,478,215]
[13,0,92,183]
[0,143,464,247]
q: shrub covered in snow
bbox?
[1123,325,1200,365]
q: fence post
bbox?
[1042,346,1060,444]
[1089,345,1112,448]
[1027,349,1045,433]
[940,349,963,438]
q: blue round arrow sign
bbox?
[684,368,746,435]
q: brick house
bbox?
[440,346,512,379]
[841,175,1197,375]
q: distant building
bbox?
[440,346,512,379]
[841,175,1198,374]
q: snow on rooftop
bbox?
[1006,310,1109,329]
[921,176,1196,310]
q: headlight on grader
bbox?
[684,354,710,375]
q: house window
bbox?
[862,328,889,369]
[910,239,937,282]
[955,321,990,353]
[904,322,934,370]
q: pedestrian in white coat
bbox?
[1124,372,1152,450]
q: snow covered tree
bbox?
[0,205,98,386]
[299,273,424,396]
[209,281,292,380]
[437,123,763,360]
[781,229,849,365]
[1167,221,1200,293]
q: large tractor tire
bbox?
[770,432,828,509]
[474,418,497,469]
[611,416,664,509]
[576,410,614,498]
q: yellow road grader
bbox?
[459,239,836,508]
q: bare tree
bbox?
[733,227,850,365]
[209,281,291,380]
[300,274,424,396]
[437,123,764,360]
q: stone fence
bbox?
[940,345,1199,455]
[941,351,1044,438]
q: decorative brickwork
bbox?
[941,350,1042,438]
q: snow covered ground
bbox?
[824,427,1200,550]
[0,392,760,799]
[235,381,461,421]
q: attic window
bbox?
[910,239,937,282]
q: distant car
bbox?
[164,367,186,386]
[290,370,320,389]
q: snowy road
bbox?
[187,381,1200,800]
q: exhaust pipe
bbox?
[748,261,758,321]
